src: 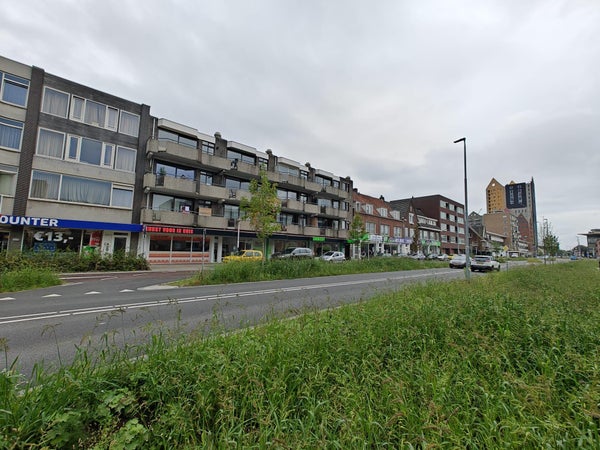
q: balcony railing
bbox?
[148,139,199,161]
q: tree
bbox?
[239,170,281,259]
[543,233,560,259]
[349,214,367,259]
[410,223,420,254]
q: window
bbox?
[199,171,213,186]
[381,224,390,235]
[1,72,29,107]
[42,87,69,117]
[365,222,376,233]
[30,171,60,200]
[119,111,140,137]
[0,117,23,151]
[393,226,402,237]
[115,146,136,172]
[112,187,133,208]
[61,175,111,205]
[80,137,103,166]
[225,177,250,191]
[157,128,196,148]
[71,96,84,121]
[37,128,65,158]
[107,107,119,131]
[224,204,240,219]
[364,204,373,214]
[0,171,16,196]
[84,100,106,127]
[377,207,388,217]
[315,175,331,187]
[277,164,300,177]
[227,149,255,165]
[391,211,400,220]
[201,141,214,155]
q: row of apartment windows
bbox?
[42,87,140,137]
[0,71,29,107]
[158,129,216,155]
[30,170,133,208]
[37,128,137,172]
[355,202,401,220]
[440,200,464,215]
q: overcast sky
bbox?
[3,0,598,250]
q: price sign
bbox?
[33,231,68,243]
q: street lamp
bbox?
[454,137,470,281]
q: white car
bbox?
[470,255,501,272]
[320,251,345,262]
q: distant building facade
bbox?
[391,195,463,255]
[352,191,411,257]
[484,177,538,255]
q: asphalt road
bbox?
[0,266,486,377]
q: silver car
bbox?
[320,251,345,262]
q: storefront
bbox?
[0,214,141,254]
[143,225,211,264]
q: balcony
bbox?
[278,223,304,235]
[141,209,195,227]
[148,139,199,161]
[144,173,197,194]
[200,153,232,172]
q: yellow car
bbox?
[222,249,263,263]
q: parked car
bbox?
[437,254,449,261]
[409,252,426,260]
[470,255,501,272]
[222,249,263,263]
[272,247,314,259]
[449,254,467,269]
[320,251,345,262]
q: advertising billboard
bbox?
[505,183,527,209]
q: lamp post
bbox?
[454,137,470,280]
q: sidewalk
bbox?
[150,263,215,272]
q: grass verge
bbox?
[182,256,447,286]
[1,260,599,448]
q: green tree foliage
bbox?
[543,233,560,257]
[240,170,281,257]
[349,214,367,259]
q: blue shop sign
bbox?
[0,215,142,232]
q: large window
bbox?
[151,194,192,212]
[1,72,29,107]
[30,170,132,208]
[0,171,16,196]
[277,164,300,177]
[227,149,255,165]
[42,87,69,117]
[119,111,140,137]
[155,162,194,179]
[0,117,23,151]
[37,128,65,158]
[158,128,197,148]
[115,146,136,172]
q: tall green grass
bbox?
[2,260,599,448]
[186,256,446,286]
[0,267,60,293]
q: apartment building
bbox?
[352,191,412,257]
[0,55,150,255]
[382,197,440,256]
[391,195,463,255]
[0,55,353,263]
[484,177,538,255]
[141,119,353,263]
